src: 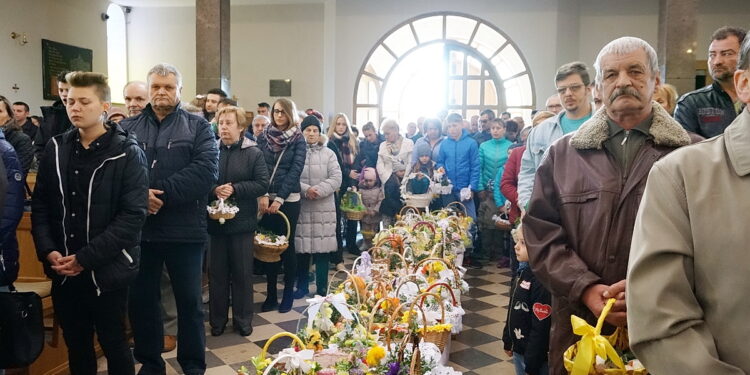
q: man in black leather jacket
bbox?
[674,26,747,138]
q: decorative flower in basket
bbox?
[341,187,366,221]
[206,198,239,224]
[254,211,291,263]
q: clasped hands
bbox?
[47,251,84,276]
[214,183,234,200]
[582,279,627,327]
[258,196,282,214]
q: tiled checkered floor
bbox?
[97,255,515,374]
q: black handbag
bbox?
[0,287,44,368]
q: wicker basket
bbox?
[208,211,236,220]
[404,193,433,208]
[254,211,290,263]
[563,299,647,375]
[342,209,365,221]
[412,292,450,352]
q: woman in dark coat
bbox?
[208,106,269,336]
[0,96,33,175]
[326,113,360,268]
[256,98,306,313]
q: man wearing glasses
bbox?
[472,109,496,144]
[674,26,746,139]
[517,62,594,210]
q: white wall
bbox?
[696,0,750,62]
[229,3,324,112]
[126,4,324,112]
[577,0,659,77]
[126,6,197,101]
[0,0,109,114]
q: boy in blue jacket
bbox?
[438,113,480,263]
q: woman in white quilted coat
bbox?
[294,115,342,298]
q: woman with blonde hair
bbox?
[256,98,307,313]
[326,113,361,266]
[653,83,679,116]
[376,119,414,185]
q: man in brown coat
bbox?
[523,36,692,374]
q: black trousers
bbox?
[209,232,255,331]
[52,274,133,375]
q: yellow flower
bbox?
[401,310,412,323]
[366,345,386,366]
[430,262,445,273]
[421,323,453,333]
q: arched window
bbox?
[106,3,127,104]
[354,12,535,126]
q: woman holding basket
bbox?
[294,115,342,298]
[207,106,269,336]
[256,98,307,313]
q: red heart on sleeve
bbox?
[533,303,551,321]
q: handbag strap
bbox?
[268,146,287,186]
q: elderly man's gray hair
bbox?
[252,114,270,125]
[147,63,183,88]
[739,35,750,71]
[594,37,659,85]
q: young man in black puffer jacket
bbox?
[32,72,149,374]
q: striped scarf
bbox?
[264,124,301,153]
[333,132,354,166]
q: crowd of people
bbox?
[0,25,748,375]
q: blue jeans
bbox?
[130,242,206,375]
[512,352,549,375]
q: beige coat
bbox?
[628,109,750,374]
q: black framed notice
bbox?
[41,39,93,100]
[269,79,292,97]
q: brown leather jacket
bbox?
[522,103,691,374]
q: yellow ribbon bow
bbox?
[570,298,624,375]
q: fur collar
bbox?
[570,102,691,150]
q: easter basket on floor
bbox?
[563,298,647,375]
[254,211,290,263]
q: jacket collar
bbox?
[724,109,750,176]
[570,102,690,150]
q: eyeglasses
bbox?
[556,84,585,95]
[273,109,286,115]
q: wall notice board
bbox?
[42,39,93,100]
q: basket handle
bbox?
[259,210,291,239]
[411,292,445,325]
[446,201,467,216]
[259,332,306,361]
[424,282,458,307]
[393,277,424,300]
[398,205,421,217]
[326,269,362,307]
[412,220,436,236]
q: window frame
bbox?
[353,11,535,126]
